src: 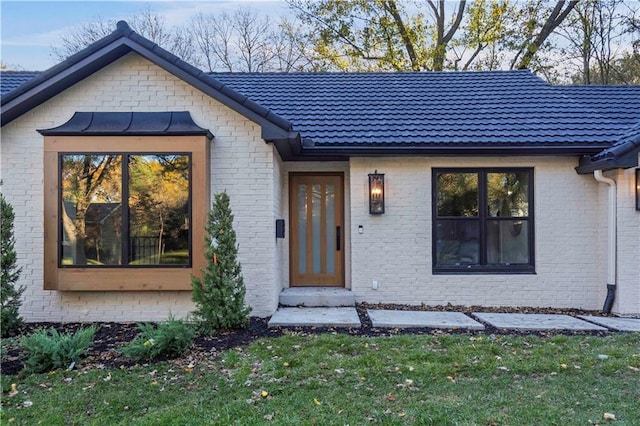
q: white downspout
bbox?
[594,170,616,313]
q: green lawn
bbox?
[2,333,639,425]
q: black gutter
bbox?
[294,144,609,159]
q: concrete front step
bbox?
[279,287,355,307]
[268,307,361,328]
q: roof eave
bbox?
[575,132,640,174]
[1,43,132,126]
[298,144,608,158]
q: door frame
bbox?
[289,172,345,287]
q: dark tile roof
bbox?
[1,71,40,95]
[212,71,640,149]
[558,85,640,123]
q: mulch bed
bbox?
[1,304,613,377]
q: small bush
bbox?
[21,325,98,373]
[120,318,195,361]
[192,192,250,331]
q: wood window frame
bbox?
[432,167,535,275]
[44,136,209,290]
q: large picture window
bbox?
[43,135,209,291]
[60,154,191,267]
[433,168,534,274]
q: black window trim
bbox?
[432,167,535,275]
[57,151,193,269]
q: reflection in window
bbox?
[434,169,534,273]
[60,154,190,267]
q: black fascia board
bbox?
[1,44,131,126]
[576,156,638,174]
[296,144,608,158]
[575,132,640,174]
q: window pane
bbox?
[487,172,529,217]
[487,220,529,264]
[128,155,190,265]
[437,173,478,217]
[61,155,122,266]
[297,184,307,274]
[311,184,321,274]
[435,219,479,265]
[325,184,336,274]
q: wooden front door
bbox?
[290,173,344,287]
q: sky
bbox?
[1,0,289,71]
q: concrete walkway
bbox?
[268,307,640,332]
[368,310,485,330]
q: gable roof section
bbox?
[0,21,297,155]
[213,71,640,156]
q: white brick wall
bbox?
[1,53,279,321]
[614,165,640,315]
[348,156,609,310]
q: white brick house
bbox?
[1,22,638,322]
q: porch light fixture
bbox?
[636,168,639,211]
[368,170,385,214]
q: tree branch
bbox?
[384,0,419,70]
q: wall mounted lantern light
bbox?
[636,168,639,211]
[369,170,385,214]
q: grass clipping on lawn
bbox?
[2,333,639,425]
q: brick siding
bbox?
[1,53,279,321]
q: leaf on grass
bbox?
[387,393,397,402]
[603,412,616,421]
[261,390,269,398]
[313,398,321,406]
[8,383,18,397]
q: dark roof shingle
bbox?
[1,71,40,95]
[213,71,640,148]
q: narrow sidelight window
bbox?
[433,168,534,274]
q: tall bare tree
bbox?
[51,8,198,65]
[190,9,309,72]
[509,0,579,70]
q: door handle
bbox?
[336,226,341,251]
